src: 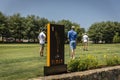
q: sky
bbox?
[0,0,120,30]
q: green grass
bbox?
[0,43,120,80]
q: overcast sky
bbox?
[0,0,120,30]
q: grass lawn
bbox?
[0,43,120,80]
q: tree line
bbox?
[88,21,120,43]
[0,12,84,43]
[0,11,120,43]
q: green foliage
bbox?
[81,55,98,70]
[68,53,120,72]
[67,59,80,72]
[105,55,120,66]
[0,11,85,43]
[88,21,120,43]
[57,19,83,43]
[0,12,10,38]
[113,32,120,43]
[68,55,98,72]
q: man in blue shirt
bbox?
[68,26,77,59]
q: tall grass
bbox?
[0,43,120,80]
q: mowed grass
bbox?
[0,44,45,80]
[0,43,120,80]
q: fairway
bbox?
[0,43,120,80]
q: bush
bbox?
[105,55,120,66]
[68,54,120,72]
[68,55,98,72]
[67,59,80,72]
[78,55,98,71]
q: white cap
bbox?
[71,26,75,29]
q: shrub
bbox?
[105,55,120,66]
[78,55,98,71]
[68,55,98,72]
[68,54,120,72]
[67,59,80,72]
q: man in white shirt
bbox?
[82,33,89,51]
[38,29,46,57]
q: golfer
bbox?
[82,33,89,51]
[38,29,46,57]
[68,26,77,59]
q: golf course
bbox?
[0,43,120,80]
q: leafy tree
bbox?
[57,19,83,43]
[113,32,120,43]
[88,21,120,43]
[25,15,49,42]
[57,19,73,43]
[25,15,38,42]
[8,13,25,42]
[0,12,10,42]
[73,23,84,43]
[88,23,103,43]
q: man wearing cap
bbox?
[68,26,77,59]
[38,29,46,57]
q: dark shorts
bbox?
[40,43,44,48]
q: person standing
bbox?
[82,33,89,51]
[38,29,46,57]
[68,26,77,59]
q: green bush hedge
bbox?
[68,55,98,72]
[105,55,120,66]
[68,54,120,72]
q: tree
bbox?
[25,15,38,42]
[0,12,10,42]
[57,19,72,43]
[113,32,120,43]
[8,13,25,42]
[88,21,120,43]
[88,23,103,43]
[57,19,82,43]
[25,15,49,42]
